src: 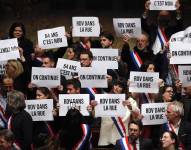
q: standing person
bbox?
[115,120,153,150]
[6,90,33,150]
[160,131,179,150]
[58,108,91,150]
[9,22,34,64]
[163,101,191,150]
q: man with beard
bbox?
[115,120,153,150]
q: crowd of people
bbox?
[0,0,191,150]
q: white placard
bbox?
[0,61,7,75]
[56,58,80,79]
[178,65,191,87]
[170,43,191,64]
[183,26,191,43]
[113,18,142,38]
[90,48,118,69]
[59,94,89,116]
[95,94,126,117]
[31,67,60,88]
[129,71,159,93]
[25,99,54,121]
[78,67,107,88]
[38,26,68,49]
[141,103,168,125]
[149,0,176,10]
[72,17,100,37]
[0,38,20,61]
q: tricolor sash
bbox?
[73,124,91,150]
[85,88,97,100]
[111,117,126,137]
[152,27,168,55]
[8,116,22,150]
[130,51,143,70]
[0,104,7,128]
[119,136,132,150]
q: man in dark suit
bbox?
[163,101,191,150]
[115,120,153,150]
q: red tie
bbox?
[133,143,137,150]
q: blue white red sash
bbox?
[119,136,132,150]
[85,88,96,100]
[7,116,22,150]
[0,104,7,128]
[152,27,168,54]
[130,51,143,70]
[73,124,91,150]
[111,117,126,137]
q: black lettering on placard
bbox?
[121,29,134,34]
[0,48,10,53]
[150,114,164,120]
[45,33,50,38]
[165,1,173,6]
[31,111,45,116]
[61,70,70,76]
[76,21,95,26]
[97,56,117,61]
[63,99,84,104]
[155,107,165,113]
[183,70,191,75]
[80,75,105,80]
[143,76,153,82]
[146,108,154,113]
[69,65,77,71]
[80,27,92,32]
[63,64,69,69]
[51,32,58,37]
[137,83,151,88]
[154,1,164,6]
[103,105,117,111]
[28,105,36,110]
[187,76,191,81]
[134,76,142,81]
[184,33,191,38]
[118,23,125,28]
[43,38,63,45]
[33,75,59,80]
[172,51,191,56]
[37,104,48,109]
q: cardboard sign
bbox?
[72,17,100,37]
[59,94,89,116]
[94,94,126,117]
[178,65,191,87]
[38,26,68,49]
[31,67,61,88]
[129,71,159,93]
[149,0,176,10]
[25,99,54,121]
[91,48,118,69]
[0,61,7,75]
[141,103,168,125]
[56,58,80,79]
[113,18,142,38]
[0,38,20,61]
[78,67,107,88]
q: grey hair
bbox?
[7,90,26,113]
[168,101,184,116]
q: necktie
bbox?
[133,142,137,150]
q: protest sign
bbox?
[72,17,100,37]
[141,103,168,125]
[25,99,54,121]
[78,67,107,88]
[178,65,191,87]
[94,94,126,117]
[38,26,68,49]
[149,0,176,10]
[91,48,118,69]
[31,67,60,88]
[56,58,80,79]
[59,94,89,116]
[113,18,141,38]
[129,71,159,93]
[169,27,191,64]
[0,61,7,76]
[0,38,20,61]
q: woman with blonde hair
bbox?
[5,59,30,94]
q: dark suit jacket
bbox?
[115,137,154,150]
[162,120,191,150]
